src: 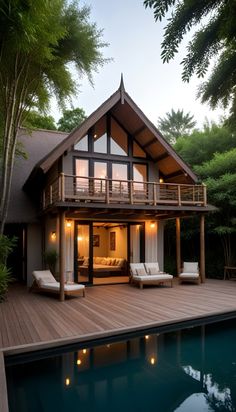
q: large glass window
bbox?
[133,163,147,192]
[75,159,89,192]
[74,135,88,151]
[112,163,128,194]
[110,118,128,156]
[94,116,107,153]
[94,162,107,193]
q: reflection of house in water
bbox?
[7,321,236,412]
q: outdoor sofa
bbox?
[130,262,173,289]
[178,262,201,284]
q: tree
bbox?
[57,107,86,132]
[0,0,107,233]
[175,123,236,267]
[144,0,236,117]
[23,111,57,131]
[157,109,196,144]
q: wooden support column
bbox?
[176,217,181,275]
[59,210,65,301]
[200,214,206,283]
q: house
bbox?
[5,78,214,299]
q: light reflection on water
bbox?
[6,319,236,412]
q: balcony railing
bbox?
[42,173,207,209]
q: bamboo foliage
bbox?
[0,0,107,233]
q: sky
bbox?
[53,0,225,128]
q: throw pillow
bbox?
[148,267,159,275]
[136,268,147,276]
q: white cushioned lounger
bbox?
[31,270,85,297]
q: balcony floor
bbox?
[1,279,236,355]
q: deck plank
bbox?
[1,279,236,354]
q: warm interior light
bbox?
[77,236,83,241]
[65,378,70,386]
[82,349,87,354]
[150,357,156,365]
[66,220,72,228]
[77,359,82,365]
[51,231,56,240]
[94,133,97,138]
[145,335,149,340]
[150,222,155,228]
[159,178,164,183]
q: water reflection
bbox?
[6,319,236,412]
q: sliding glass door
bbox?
[76,223,91,284]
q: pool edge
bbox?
[0,351,9,412]
[3,308,236,357]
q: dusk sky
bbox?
[56,0,225,128]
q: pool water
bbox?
[6,318,236,412]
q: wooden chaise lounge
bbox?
[130,263,173,289]
[30,270,85,297]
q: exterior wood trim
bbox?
[59,211,65,301]
[26,83,198,184]
[176,217,181,275]
[123,92,198,182]
[200,214,205,283]
[154,152,170,162]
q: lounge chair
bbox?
[178,262,201,285]
[30,270,85,297]
[130,263,173,289]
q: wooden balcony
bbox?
[42,173,207,210]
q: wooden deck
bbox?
[1,279,236,355]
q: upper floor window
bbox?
[133,141,146,158]
[74,134,88,151]
[110,118,128,156]
[94,116,107,154]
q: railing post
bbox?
[153,183,157,206]
[130,181,133,204]
[105,178,110,204]
[60,173,65,201]
[203,184,207,206]
[177,185,181,206]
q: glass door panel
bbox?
[77,224,90,283]
[112,163,128,198]
[75,159,89,194]
[133,163,148,200]
[94,162,107,195]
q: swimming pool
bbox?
[6,318,236,412]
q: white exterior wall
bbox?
[145,221,164,271]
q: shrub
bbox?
[0,264,11,302]
[0,235,17,265]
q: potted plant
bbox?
[44,249,58,275]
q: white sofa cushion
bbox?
[136,268,147,276]
[133,274,173,281]
[33,270,56,284]
[145,262,160,273]
[183,262,198,273]
[40,282,85,291]
[179,273,199,279]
